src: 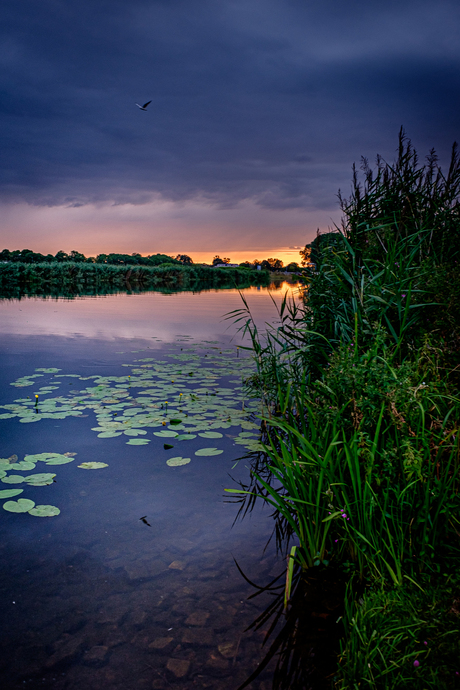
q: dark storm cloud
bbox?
[1,0,459,210]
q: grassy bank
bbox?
[0,261,270,294]
[232,131,460,689]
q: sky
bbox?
[1,0,459,264]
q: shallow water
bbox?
[0,285,300,690]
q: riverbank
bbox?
[234,133,460,689]
[0,261,270,294]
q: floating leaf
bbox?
[198,431,223,439]
[176,434,196,441]
[0,488,24,498]
[97,431,123,438]
[28,504,60,517]
[77,462,109,469]
[169,418,183,425]
[154,430,178,438]
[126,439,150,445]
[0,471,6,479]
[123,429,147,436]
[166,457,191,467]
[3,498,35,513]
[1,475,25,484]
[24,473,56,486]
[163,443,174,449]
[43,456,75,465]
[9,461,36,471]
[195,448,224,456]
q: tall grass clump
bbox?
[230,131,460,689]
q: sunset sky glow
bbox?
[1,0,459,261]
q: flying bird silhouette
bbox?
[136,100,152,111]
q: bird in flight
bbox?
[136,100,152,111]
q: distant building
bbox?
[213,263,239,268]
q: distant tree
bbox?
[69,250,86,263]
[175,254,193,265]
[212,256,223,265]
[301,230,343,267]
[261,258,284,271]
[239,261,253,269]
[286,262,300,272]
[55,250,70,262]
[299,244,312,266]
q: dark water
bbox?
[0,286,299,690]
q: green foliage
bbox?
[230,131,460,687]
[337,577,460,689]
[339,127,460,265]
[0,261,270,295]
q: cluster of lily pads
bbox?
[0,342,265,517]
[0,451,109,516]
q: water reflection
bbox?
[0,283,300,341]
[0,286,302,690]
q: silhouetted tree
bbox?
[175,254,193,265]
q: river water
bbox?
[0,284,300,690]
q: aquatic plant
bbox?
[230,132,460,687]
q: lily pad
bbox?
[126,439,150,445]
[78,462,109,469]
[43,456,75,465]
[176,434,197,441]
[166,457,191,467]
[123,429,147,436]
[153,430,178,438]
[97,431,123,438]
[1,475,25,484]
[24,473,56,486]
[0,488,24,498]
[198,431,223,438]
[3,498,35,513]
[195,448,224,456]
[9,461,36,471]
[163,443,174,449]
[28,504,60,517]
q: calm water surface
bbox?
[0,285,300,690]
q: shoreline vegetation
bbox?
[232,131,460,689]
[0,261,271,296]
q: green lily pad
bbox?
[78,462,109,469]
[97,431,123,438]
[176,434,197,441]
[24,452,62,462]
[3,498,35,513]
[163,443,174,449]
[28,504,60,517]
[1,475,25,484]
[195,448,224,456]
[126,439,150,445]
[0,488,24,498]
[24,473,56,486]
[166,457,191,467]
[0,470,6,479]
[153,430,178,437]
[9,461,36,471]
[198,431,223,438]
[123,429,148,436]
[43,456,75,465]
